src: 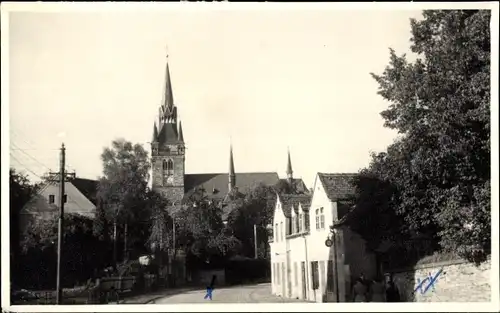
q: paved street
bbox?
[150,283,309,303]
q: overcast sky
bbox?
[7,5,424,188]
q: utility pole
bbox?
[254,224,258,259]
[45,143,75,305]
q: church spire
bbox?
[228,143,236,192]
[178,120,184,142]
[159,53,177,124]
[286,147,293,182]
[152,122,159,142]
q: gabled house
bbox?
[19,177,98,233]
[269,172,377,302]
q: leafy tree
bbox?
[145,190,171,262]
[93,200,110,241]
[20,213,111,288]
[227,183,277,258]
[10,168,40,284]
[175,189,241,267]
[97,139,151,261]
[356,10,490,262]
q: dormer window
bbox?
[298,214,303,232]
[212,188,219,194]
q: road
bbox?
[151,283,309,303]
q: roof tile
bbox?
[279,194,312,217]
[317,173,357,201]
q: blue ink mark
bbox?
[204,286,213,300]
[414,268,443,295]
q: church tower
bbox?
[151,56,185,204]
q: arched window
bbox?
[163,159,174,175]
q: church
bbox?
[150,57,309,215]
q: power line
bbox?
[11,141,53,173]
[10,129,77,173]
[9,152,44,180]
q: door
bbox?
[301,261,307,300]
[281,263,286,297]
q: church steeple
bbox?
[159,54,177,124]
[228,144,236,192]
[151,50,185,204]
[286,147,293,183]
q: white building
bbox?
[269,173,377,302]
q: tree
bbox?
[361,10,490,262]
[146,190,171,253]
[10,168,40,285]
[20,213,110,289]
[97,139,151,263]
[175,189,241,267]
[227,183,277,258]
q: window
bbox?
[315,209,320,229]
[163,159,174,175]
[280,222,283,241]
[311,261,319,290]
[320,261,326,289]
[320,207,325,229]
[286,218,291,236]
[298,214,303,232]
[305,213,310,231]
[49,195,55,204]
[275,223,278,242]
[327,260,334,291]
[294,262,298,286]
[292,216,296,233]
[63,194,68,203]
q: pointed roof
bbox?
[229,144,235,177]
[152,123,159,142]
[161,58,175,112]
[178,121,184,142]
[157,122,179,145]
[286,148,293,177]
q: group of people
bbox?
[351,274,401,302]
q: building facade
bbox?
[269,173,377,302]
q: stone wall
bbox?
[388,258,491,302]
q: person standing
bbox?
[370,277,387,302]
[352,277,368,302]
[386,277,401,302]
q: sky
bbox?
[7,5,423,188]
